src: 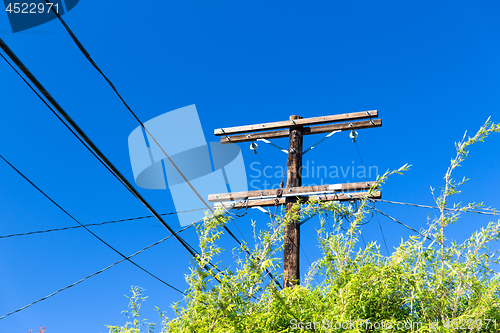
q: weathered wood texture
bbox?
[208,181,377,202]
[213,191,381,209]
[220,118,382,144]
[283,116,303,289]
[214,110,377,136]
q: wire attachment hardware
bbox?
[250,141,258,154]
[366,111,374,125]
[349,130,358,143]
[220,128,231,141]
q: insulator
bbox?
[250,141,258,153]
[349,130,358,142]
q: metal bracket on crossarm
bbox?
[303,130,340,155]
[257,138,288,154]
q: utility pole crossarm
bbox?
[214,110,377,136]
[208,181,377,202]
[213,191,382,209]
[218,118,381,144]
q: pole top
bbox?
[290,115,303,120]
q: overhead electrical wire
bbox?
[219,204,250,245]
[0,49,280,316]
[349,135,392,255]
[371,205,499,275]
[0,37,279,298]
[324,212,334,233]
[354,141,363,164]
[0,153,187,296]
[38,2,212,213]
[374,206,390,255]
[360,233,367,248]
[0,38,215,280]
[0,51,121,183]
[37,11,283,289]
[351,138,496,257]
[2,215,251,320]
[373,198,498,216]
[0,222,196,321]
[250,142,271,179]
[371,206,430,241]
[42,2,268,256]
[0,36,261,322]
[40,6,500,289]
[0,207,206,240]
[300,244,320,286]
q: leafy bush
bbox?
[108,119,500,332]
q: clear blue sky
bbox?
[1,1,500,332]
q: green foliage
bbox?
[108,119,500,332]
[106,286,156,333]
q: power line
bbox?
[374,207,390,256]
[0,38,212,278]
[370,206,499,275]
[219,204,250,245]
[0,207,207,240]
[40,13,283,289]
[324,212,334,233]
[0,153,188,295]
[0,43,230,290]
[0,223,195,321]
[350,139,495,257]
[252,147,271,179]
[1,43,269,306]
[350,139,390,255]
[360,232,367,248]
[0,52,121,184]
[371,206,430,241]
[354,141,363,164]
[300,243,320,285]
[41,0,212,213]
[0,46,260,317]
[373,198,498,216]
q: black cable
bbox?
[0,42,234,305]
[354,140,497,218]
[0,38,212,278]
[324,212,334,233]
[371,206,499,275]
[0,207,206,240]
[354,141,363,164]
[0,153,185,295]
[360,233,367,248]
[349,138,376,248]
[1,41,259,310]
[4,49,217,271]
[42,0,212,213]
[374,205,390,256]
[1,41,224,285]
[358,207,375,226]
[0,223,195,321]
[374,198,498,216]
[219,204,249,244]
[300,243,320,286]
[371,206,430,241]
[38,14,283,289]
[254,149,271,178]
[0,52,123,187]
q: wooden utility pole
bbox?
[283,115,303,287]
[210,110,382,288]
